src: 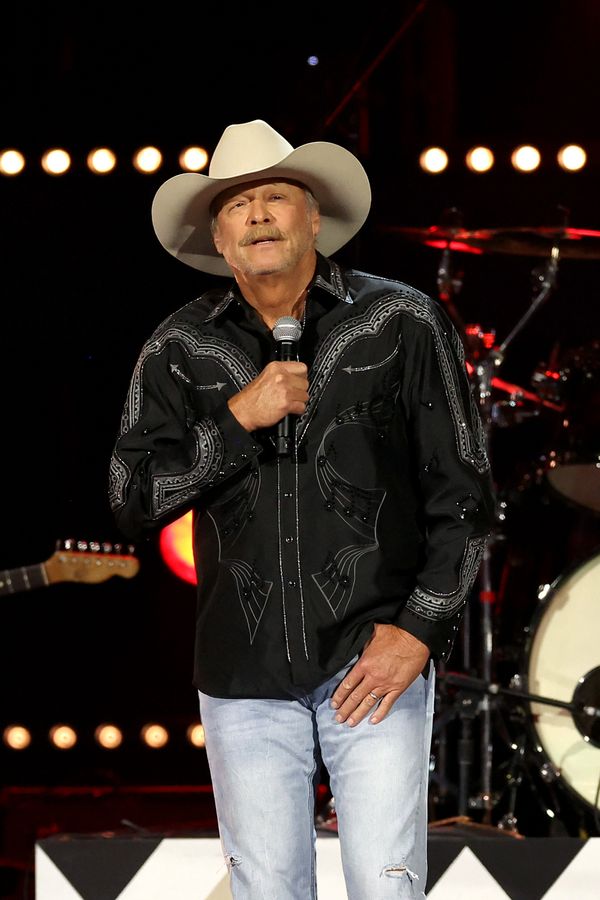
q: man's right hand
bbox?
[227,361,309,432]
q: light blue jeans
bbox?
[198,658,435,899]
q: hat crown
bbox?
[209,120,295,180]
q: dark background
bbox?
[2,0,600,840]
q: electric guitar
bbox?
[0,540,140,596]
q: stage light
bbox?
[557,144,586,171]
[87,147,117,174]
[0,149,25,175]
[419,147,448,173]
[510,145,541,172]
[187,723,206,748]
[179,146,209,172]
[41,149,71,175]
[160,509,196,584]
[465,146,494,172]
[3,725,31,749]
[49,724,77,749]
[94,723,123,749]
[133,146,163,173]
[307,55,319,66]
[140,723,169,748]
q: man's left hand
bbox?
[330,624,430,726]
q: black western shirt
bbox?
[109,254,495,698]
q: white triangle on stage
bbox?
[540,837,600,899]
[35,846,85,900]
[115,838,229,899]
[114,835,348,900]
[427,846,512,900]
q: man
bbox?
[109,119,495,898]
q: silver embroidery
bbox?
[152,418,224,517]
[311,411,386,618]
[207,475,269,645]
[298,288,489,474]
[227,559,273,644]
[407,535,487,620]
[110,324,258,513]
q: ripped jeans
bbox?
[198,659,435,899]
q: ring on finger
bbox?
[368,690,380,701]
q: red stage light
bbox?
[159,511,196,585]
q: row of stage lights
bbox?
[2,722,206,750]
[421,143,587,173]
[0,143,591,177]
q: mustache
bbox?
[239,226,285,247]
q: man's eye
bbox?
[271,194,284,200]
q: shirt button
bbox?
[283,492,293,498]
[288,580,297,587]
[285,536,294,543]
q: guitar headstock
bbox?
[45,540,141,585]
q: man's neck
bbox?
[233,257,316,330]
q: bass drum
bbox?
[525,550,600,812]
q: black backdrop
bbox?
[2,0,600,829]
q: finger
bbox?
[368,690,402,725]
[330,676,359,709]
[344,691,383,727]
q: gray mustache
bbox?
[239,227,284,247]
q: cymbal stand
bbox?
[467,243,561,823]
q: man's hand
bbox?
[330,624,430,726]
[228,361,308,432]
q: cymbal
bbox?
[384,225,600,259]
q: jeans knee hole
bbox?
[380,863,419,881]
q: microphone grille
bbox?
[273,316,302,342]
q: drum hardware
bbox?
[529,339,600,514]
[390,210,600,832]
[381,222,600,260]
[437,670,600,832]
[427,232,565,826]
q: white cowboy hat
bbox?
[151,119,372,276]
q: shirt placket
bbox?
[276,453,310,681]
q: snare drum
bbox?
[525,550,600,811]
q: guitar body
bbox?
[0,540,140,595]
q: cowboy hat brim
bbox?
[151,141,372,277]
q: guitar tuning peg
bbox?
[89,541,101,552]
[127,544,135,555]
[102,542,113,553]
[113,543,123,554]
[77,540,88,552]
[63,538,76,550]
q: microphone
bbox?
[272,316,303,456]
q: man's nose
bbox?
[247,200,271,224]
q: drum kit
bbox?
[388,218,600,837]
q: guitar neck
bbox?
[0,563,49,596]
[0,544,139,595]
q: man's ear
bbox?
[311,209,321,239]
